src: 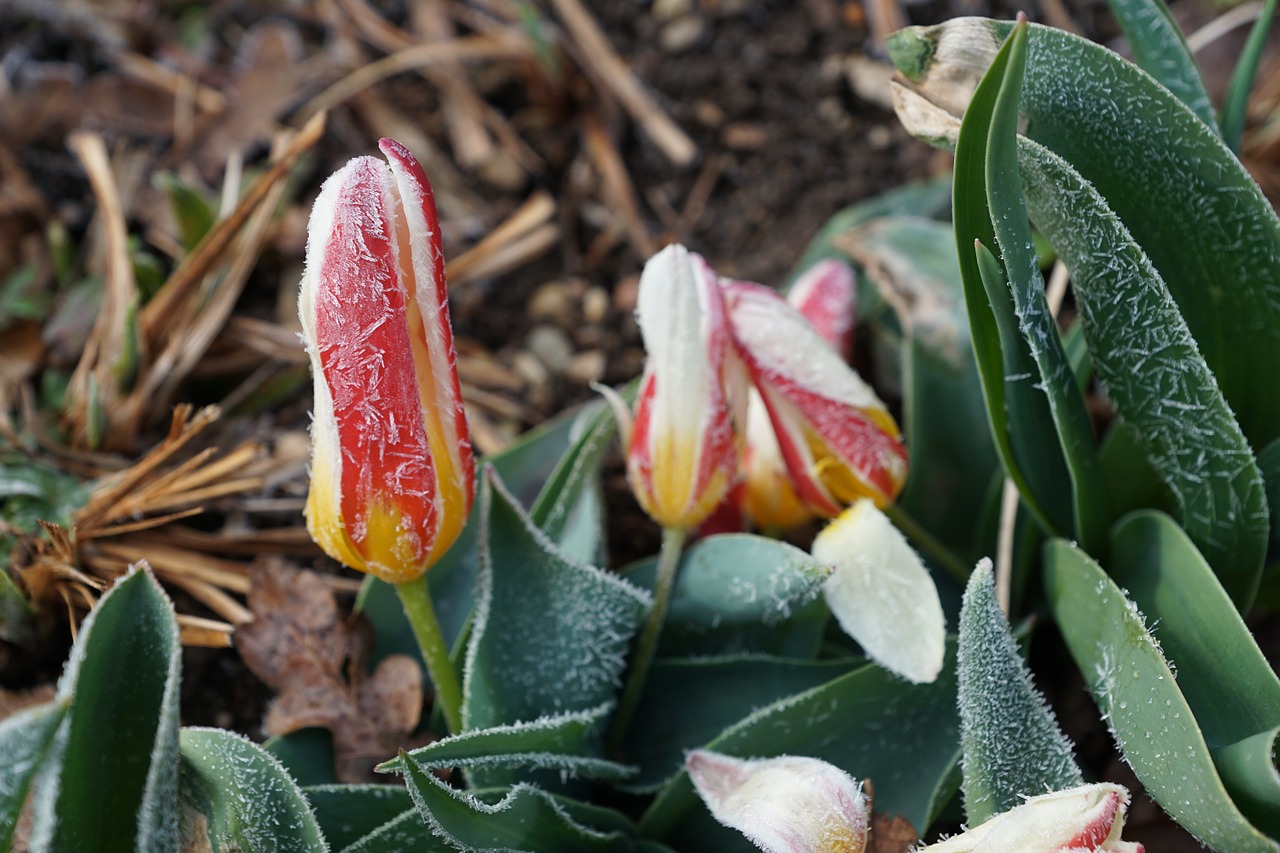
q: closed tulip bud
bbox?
[299,138,475,584]
[687,749,868,853]
[738,260,858,530]
[627,244,740,530]
[915,784,1144,852]
[724,280,907,515]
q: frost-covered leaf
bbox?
[378,702,633,781]
[812,501,946,684]
[463,467,649,772]
[621,657,861,792]
[1105,0,1218,131]
[957,561,1081,824]
[0,699,67,850]
[399,753,634,852]
[977,20,1107,551]
[624,533,831,657]
[29,564,181,853]
[640,647,960,845]
[1222,0,1277,152]
[336,809,443,853]
[266,729,336,788]
[302,784,414,850]
[1044,539,1279,852]
[842,216,997,560]
[1110,511,1280,837]
[179,727,327,853]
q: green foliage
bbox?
[1105,0,1218,131]
[1223,0,1278,152]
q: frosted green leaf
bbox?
[957,561,1081,824]
[0,699,66,850]
[1105,0,1218,131]
[179,727,327,853]
[338,809,444,853]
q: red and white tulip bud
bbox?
[627,244,741,530]
[738,260,858,530]
[916,784,1144,853]
[724,280,907,516]
[299,138,475,584]
[687,749,868,853]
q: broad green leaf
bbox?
[400,756,633,852]
[1223,0,1278,152]
[159,173,217,252]
[623,534,831,657]
[639,645,960,843]
[951,27,1073,538]
[463,467,648,746]
[621,656,861,792]
[337,809,442,853]
[1016,124,1268,608]
[841,216,998,560]
[1110,511,1280,836]
[302,785,413,850]
[1106,0,1218,131]
[1044,540,1279,852]
[31,565,181,853]
[957,562,1081,824]
[379,702,632,781]
[179,728,326,853]
[265,728,336,788]
[1098,421,1176,521]
[0,699,67,850]
[982,20,1107,551]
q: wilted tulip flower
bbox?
[627,243,740,531]
[687,749,869,853]
[299,138,475,585]
[812,499,945,683]
[723,280,907,517]
[915,783,1144,852]
[738,260,857,530]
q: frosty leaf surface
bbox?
[336,809,444,853]
[302,784,414,850]
[463,466,649,745]
[179,727,327,853]
[0,699,66,850]
[624,533,831,657]
[1104,0,1218,131]
[379,702,633,781]
[30,565,181,853]
[1044,540,1279,852]
[957,561,1081,824]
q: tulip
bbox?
[812,499,945,683]
[723,279,907,516]
[299,137,475,585]
[626,243,740,531]
[686,749,868,853]
[738,260,857,530]
[916,783,1144,852]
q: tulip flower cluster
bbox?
[626,245,908,534]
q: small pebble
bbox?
[653,0,692,20]
[660,16,705,53]
[528,280,575,324]
[526,325,574,375]
[582,286,610,324]
[513,350,550,388]
[566,350,607,384]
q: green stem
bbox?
[608,525,687,754]
[395,574,463,736]
[883,503,972,585]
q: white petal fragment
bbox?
[813,500,946,683]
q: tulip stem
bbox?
[609,525,687,754]
[883,504,971,584]
[395,575,464,735]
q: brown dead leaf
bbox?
[236,560,425,782]
[867,812,919,853]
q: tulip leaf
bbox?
[952,24,1074,539]
[334,809,443,853]
[31,565,181,853]
[1105,0,1219,132]
[378,702,633,782]
[620,656,862,792]
[623,534,831,657]
[302,785,415,850]
[264,728,336,788]
[1109,511,1280,837]
[1261,438,1280,564]
[463,467,649,764]
[178,728,326,853]
[0,699,68,850]
[1044,540,1280,852]
[957,562,1081,825]
[1016,120,1269,609]
[639,645,960,844]
[981,20,1107,551]
[842,216,998,560]
[1222,0,1277,152]
[399,755,634,852]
